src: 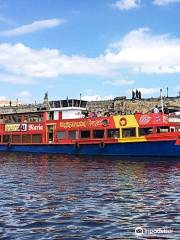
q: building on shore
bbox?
[0,99,20,107]
[86,95,180,114]
[0,93,180,115]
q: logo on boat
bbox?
[28,124,43,131]
[5,123,27,132]
[139,115,151,124]
[155,115,161,122]
[60,119,103,129]
[135,227,144,236]
[5,123,43,132]
[119,117,127,126]
[101,119,109,127]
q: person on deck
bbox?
[153,105,159,113]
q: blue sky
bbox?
[0,0,180,102]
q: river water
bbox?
[0,153,179,240]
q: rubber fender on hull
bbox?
[74,141,80,149]
[99,141,105,149]
[7,142,11,149]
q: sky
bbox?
[0,0,180,102]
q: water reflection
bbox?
[0,153,179,239]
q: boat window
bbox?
[68,131,78,140]
[4,116,9,124]
[56,131,66,140]
[11,115,21,123]
[80,130,90,139]
[157,126,170,133]
[1,114,22,124]
[122,128,136,138]
[139,127,153,136]
[3,135,11,143]
[24,113,43,123]
[93,130,104,139]
[32,134,42,143]
[12,135,21,143]
[69,100,73,107]
[47,112,54,120]
[22,134,31,143]
[107,129,120,138]
[0,116,3,124]
[170,127,175,132]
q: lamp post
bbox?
[79,93,82,107]
[160,88,164,122]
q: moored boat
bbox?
[0,98,179,157]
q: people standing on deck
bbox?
[132,90,142,100]
[136,89,139,99]
[153,105,159,113]
[132,90,135,99]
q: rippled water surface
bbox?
[0,153,179,239]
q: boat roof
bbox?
[0,99,87,115]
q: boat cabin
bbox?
[0,103,179,146]
[0,99,88,144]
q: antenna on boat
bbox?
[66,96,69,107]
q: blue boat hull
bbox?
[0,141,180,157]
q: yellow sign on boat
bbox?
[5,124,27,132]
[5,124,20,132]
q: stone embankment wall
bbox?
[87,97,180,114]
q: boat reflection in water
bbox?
[0,153,179,239]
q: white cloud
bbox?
[112,0,140,10]
[19,91,31,97]
[105,28,180,74]
[153,0,180,6]
[105,79,134,86]
[0,74,32,84]
[82,95,114,101]
[0,43,109,78]
[136,88,160,95]
[1,28,180,82]
[127,87,160,96]
[0,96,7,100]
[126,87,160,97]
[0,16,14,25]
[2,19,64,36]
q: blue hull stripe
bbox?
[0,141,180,157]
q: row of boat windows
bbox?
[0,112,60,123]
[0,134,42,143]
[56,126,174,140]
[56,129,119,140]
[0,126,175,144]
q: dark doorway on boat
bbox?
[47,125,55,143]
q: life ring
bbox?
[99,141,105,149]
[101,119,109,127]
[74,141,80,149]
[119,117,127,127]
